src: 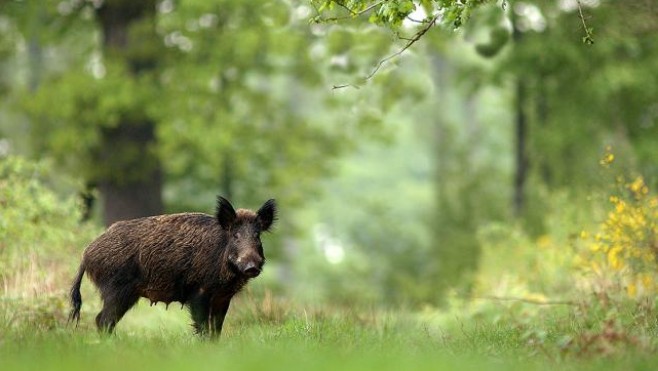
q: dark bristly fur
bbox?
[68,196,277,337]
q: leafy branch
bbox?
[332,14,438,89]
[577,0,594,45]
[311,0,387,23]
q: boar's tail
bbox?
[68,262,85,326]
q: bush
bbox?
[577,174,658,301]
[436,151,658,357]
[0,156,99,330]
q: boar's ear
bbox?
[257,199,277,231]
[216,196,237,228]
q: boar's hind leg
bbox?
[96,287,139,333]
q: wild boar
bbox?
[68,196,277,337]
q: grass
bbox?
[2,291,658,371]
[0,302,519,371]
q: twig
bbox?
[334,1,357,15]
[394,30,415,41]
[405,16,425,24]
[363,15,437,81]
[333,14,438,90]
[332,83,360,89]
[475,295,578,306]
[355,0,387,16]
[576,0,594,44]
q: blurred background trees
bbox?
[1,0,657,308]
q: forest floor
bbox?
[2,293,657,371]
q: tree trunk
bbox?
[537,74,551,185]
[96,0,162,226]
[512,7,528,218]
[97,121,163,225]
[513,78,528,217]
[430,52,481,302]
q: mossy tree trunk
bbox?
[95,0,162,226]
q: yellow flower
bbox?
[615,201,626,213]
[628,176,648,199]
[627,283,637,297]
[607,246,624,270]
[649,197,658,209]
[641,274,654,289]
[600,151,615,167]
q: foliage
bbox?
[308,0,658,301]
[1,0,393,224]
[439,152,658,359]
[577,156,658,301]
[501,0,658,192]
[311,0,497,29]
[1,3,658,363]
[152,0,360,210]
[0,156,99,329]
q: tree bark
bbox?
[97,122,163,225]
[512,7,528,218]
[513,78,528,217]
[537,74,551,185]
[96,0,162,226]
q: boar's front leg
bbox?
[209,299,230,338]
[189,294,231,338]
[188,294,210,336]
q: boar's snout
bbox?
[230,248,264,278]
[243,261,262,277]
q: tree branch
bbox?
[576,0,594,44]
[333,14,438,89]
[475,295,577,306]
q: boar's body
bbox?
[85,213,246,306]
[69,197,276,337]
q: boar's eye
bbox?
[233,232,241,239]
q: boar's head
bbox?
[216,196,277,278]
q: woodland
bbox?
[1,1,658,369]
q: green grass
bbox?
[2,295,658,371]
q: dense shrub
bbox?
[0,156,99,330]
[577,175,658,300]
